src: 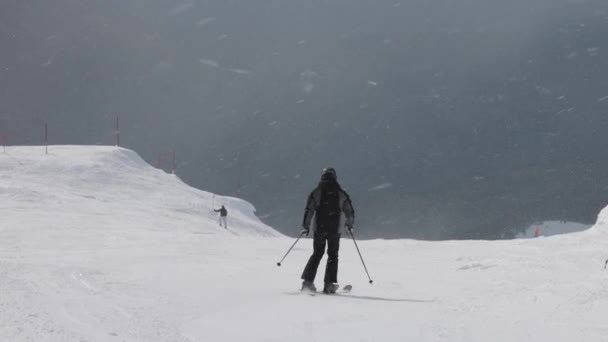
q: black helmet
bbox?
[321,167,337,180]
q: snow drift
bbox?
[0,145,278,238]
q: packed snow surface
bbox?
[2,146,608,341]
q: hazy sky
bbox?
[2,0,608,239]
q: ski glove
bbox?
[346,225,354,234]
[301,227,310,236]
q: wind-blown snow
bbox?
[369,182,392,191]
[199,59,220,68]
[2,146,608,341]
[171,3,195,16]
[195,17,215,28]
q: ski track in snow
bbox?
[2,146,608,341]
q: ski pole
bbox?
[349,231,374,284]
[277,232,305,267]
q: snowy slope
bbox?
[2,146,608,341]
[0,146,277,238]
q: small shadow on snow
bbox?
[457,263,496,271]
[334,294,436,303]
[284,292,435,303]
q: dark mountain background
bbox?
[2,0,608,239]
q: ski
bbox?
[302,288,317,296]
[294,284,352,296]
[320,284,352,295]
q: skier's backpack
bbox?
[316,181,341,229]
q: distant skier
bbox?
[214,205,228,229]
[300,167,355,294]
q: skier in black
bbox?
[214,205,228,228]
[300,167,355,294]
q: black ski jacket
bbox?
[215,207,228,217]
[302,178,355,234]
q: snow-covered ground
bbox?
[2,146,608,341]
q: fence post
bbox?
[115,117,120,147]
[171,148,176,174]
[45,123,48,154]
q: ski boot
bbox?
[323,282,339,294]
[301,280,317,293]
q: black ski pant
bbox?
[301,232,340,284]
